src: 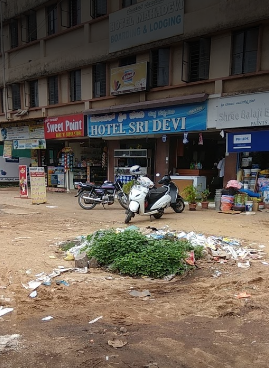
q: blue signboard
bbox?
[87,102,207,138]
[228,130,269,152]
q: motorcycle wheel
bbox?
[78,191,97,210]
[125,210,134,224]
[153,210,164,219]
[172,197,185,213]
[117,192,129,209]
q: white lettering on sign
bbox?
[65,119,82,131]
[89,117,187,137]
[46,122,64,133]
[233,134,251,144]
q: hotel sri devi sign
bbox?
[109,0,184,53]
[87,102,207,138]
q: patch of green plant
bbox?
[86,229,203,278]
[87,229,148,265]
[60,241,77,251]
[122,180,135,195]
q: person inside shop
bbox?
[217,155,225,188]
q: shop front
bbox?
[85,95,221,194]
[216,91,269,196]
[0,121,45,183]
[44,113,107,190]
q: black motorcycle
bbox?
[157,173,185,213]
[75,177,128,210]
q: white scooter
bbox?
[124,166,185,223]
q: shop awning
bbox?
[84,93,208,116]
[227,130,269,152]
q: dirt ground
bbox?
[0,187,269,368]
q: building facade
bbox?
[1,0,269,190]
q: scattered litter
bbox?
[261,261,269,265]
[55,280,69,286]
[49,255,56,259]
[29,290,37,298]
[46,206,58,208]
[215,330,228,333]
[129,289,151,297]
[0,307,14,317]
[64,252,75,261]
[22,281,42,290]
[89,316,103,324]
[237,261,251,269]
[41,316,53,321]
[235,292,251,299]
[212,270,222,278]
[108,338,127,348]
[26,269,32,275]
[42,281,51,286]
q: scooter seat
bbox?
[147,187,167,205]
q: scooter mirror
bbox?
[156,173,160,177]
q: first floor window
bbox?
[48,76,58,105]
[93,63,106,98]
[90,0,107,19]
[122,0,137,8]
[27,11,37,42]
[151,48,170,88]
[10,19,19,49]
[231,27,259,75]
[182,38,211,83]
[70,70,81,101]
[47,4,58,35]
[29,80,39,107]
[11,84,21,110]
[69,0,81,26]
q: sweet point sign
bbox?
[44,114,84,139]
[87,102,207,138]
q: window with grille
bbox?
[27,11,37,42]
[93,63,106,98]
[151,48,170,88]
[47,4,58,35]
[182,38,211,83]
[69,0,81,27]
[231,27,259,75]
[10,19,19,49]
[119,55,136,66]
[90,0,107,19]
[70,70,81,101]
[122,0,137,8]
[29,80,39,107]
[48,76,58,105]
[11,84,21,110]
[0,89,3,113]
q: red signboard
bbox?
[19,165,28,198]
[44,114,84,139]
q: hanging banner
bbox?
[19,165,28,198]
[3,141,12,158]
[0,124,45,141]
[13,139,46,150]
[29,167,47,204]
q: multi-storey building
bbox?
[0,0,269,192]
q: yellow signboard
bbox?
[110,61,148,95]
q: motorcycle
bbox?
[75,177,129,210]
[124,172,185,223]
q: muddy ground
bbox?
[0,187,269,368]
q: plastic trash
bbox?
[41,316,53,321]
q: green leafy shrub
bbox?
[86,229,203,278]
[122,180,135,194]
